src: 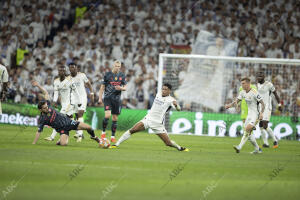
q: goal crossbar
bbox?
[158,53,300,91]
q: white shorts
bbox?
[245,112,259,127]
[262,109,271,121]
[140,117,167,134]
[69,98,87,114]
[60,104,74,116]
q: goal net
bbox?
[158,53,300,140]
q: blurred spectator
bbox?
[0,0,299,116]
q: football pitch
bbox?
[0,124,299,200]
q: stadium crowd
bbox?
[0,0,299,116]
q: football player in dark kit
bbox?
[31,80,100,146]
[98,60,127,143]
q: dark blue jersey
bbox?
[37,101,72,133]
[102,71,126,99]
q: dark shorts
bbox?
[104,96,122,115]
[57,120,80,136]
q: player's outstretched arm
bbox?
[172,100,181,111]
[258,100,265,120]
[32,131,41,144]
[85,81,94,103]
[98,84,105,104]
[225,99,241,109]
[31,80,50,100]
[273,90,282,110]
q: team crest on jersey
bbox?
[115,77,117,80]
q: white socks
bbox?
[170,140,181,150]
[260,127,269,145]
[266,127,277,142]
[238,133,249,150]
[76,117,84,137]
[50,129,57,139]
[249,133,260,150]
[116,130,131,146]
[261,127,277,143]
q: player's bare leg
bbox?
[157,133,188,151]
[57,134,69,146]
[74,111,85,142]
[110,114,118,143]
[112,122,145,147]
[101,110,111,139]
[77,122,100,143]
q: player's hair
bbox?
[38,101,47,109]
[68,62,76,67]
[240,77,250,82]
[114,60,121,65]
[163,83,172,90]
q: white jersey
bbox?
[237,88,262,115]
[0,64,8,84]
[53,76,72,107]
[0,64,8,114]
[257,81,275,110]
[146,92,176,123]
[70,72,89,105]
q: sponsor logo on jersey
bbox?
[119,77,122,80]
[154,98,164,105]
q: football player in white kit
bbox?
[110,83,189,151]
[225,77,265,154]
[0,62,9,114]
[68,62,94,142]
[44,64,74,141]
[257,72,281,148]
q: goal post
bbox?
[158,53,300,140]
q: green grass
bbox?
[0,124,299,200]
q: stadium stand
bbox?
[0,0,299,116]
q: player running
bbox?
[44,64,74,141]
[225,77,265,154]
[98,60,127,143]
[0,62,9,114]
[69,62,94,142]
[31,80,100,146]
[110,83,189,152]
[257,72,281,148]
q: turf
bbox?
[0,124,299,200]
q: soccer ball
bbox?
[99,138,110,149]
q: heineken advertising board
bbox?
[1,103,299,140]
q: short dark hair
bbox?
[38,101,47,109]
[163,83,172,90]
[68,62,76,67]
[241,77,251,82]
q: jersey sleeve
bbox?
[170,97,176,109]
[82,73,89,83]
[255,93,263,102]
[1,67,8,82]
[237,91,243,100]
[37,117,44,132]
[101,73,108,85]
[268,82,275,92]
